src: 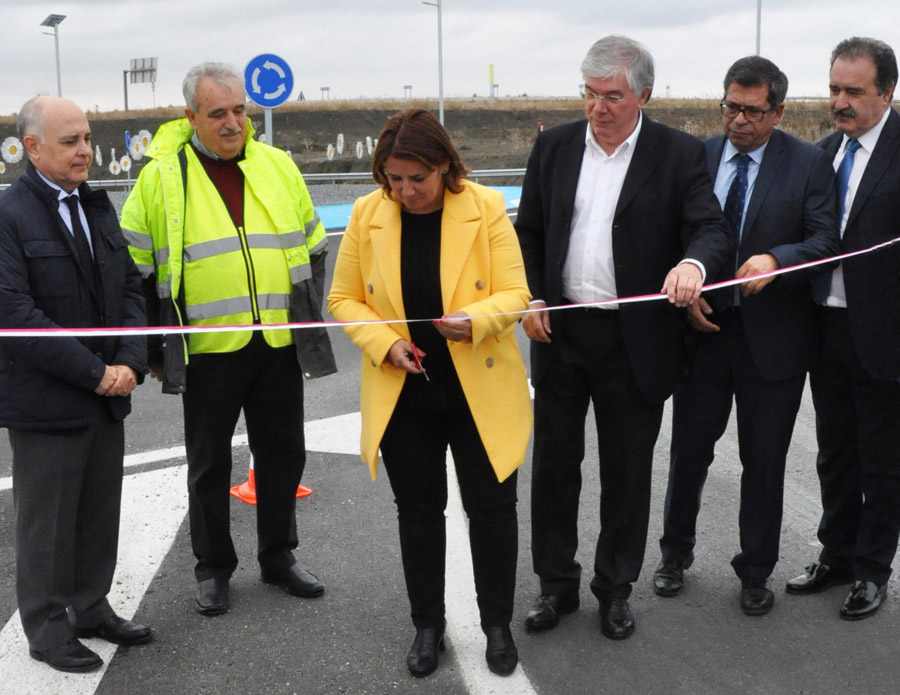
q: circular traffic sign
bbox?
[244,53,294,108]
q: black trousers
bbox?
[379,402,518,629]
[810,308,900,584]
[182,332,306,581]
[11,418,123,650]
[660,310,805,580]
[531,308,663,601]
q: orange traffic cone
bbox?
[230,454,312,505]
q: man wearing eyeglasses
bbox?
[516,35,733,640]
[651,56,838,616]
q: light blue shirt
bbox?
[713,138,769,241]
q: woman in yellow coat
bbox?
[328,109,532,678]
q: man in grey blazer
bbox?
[651,56,839,615]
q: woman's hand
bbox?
[434,311,472,342]
[385,339,426,375]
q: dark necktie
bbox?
[837,138,861,220]
[723,153,751,241]
[63,195,97,282]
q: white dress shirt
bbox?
[823,105,891,308]
[36,170,94,255]
[561,115,644,309]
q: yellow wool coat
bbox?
[328,180,532,482]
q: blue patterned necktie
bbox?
[723,153,751,241]
[837,138,861,220]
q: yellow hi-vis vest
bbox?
[182,145,297,354]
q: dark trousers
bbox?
[10,419,123,650]
[531,308,664,600]
[810,308,900,584]
[379,402,518,629]
[660,311,805,580]
[182,333,306,581]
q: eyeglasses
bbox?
[581,88,627,105]
[720,101,777,122]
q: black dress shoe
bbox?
[599,597,635,640]
[74,614,153,646]
[196,577,230,616]
[840,580,887,621]
[523,593,579,632]
[653,556,693,597]
[407,625,445,677]
[261,565,324,598]
[484,625,518,676]
[741,579,774,616]
[29,638,103,673]
[785,562,853,595]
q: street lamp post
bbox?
[756,0,762,55]
[422,0,444,125]
[40,14,66,97]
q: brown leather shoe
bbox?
[785,562,853,595]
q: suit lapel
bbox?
[847,109,900,230]
[367,198,406,319]
[440,187,480,313]
[706,135,726,179]
[615,114,662,217]
[742,130,783,246]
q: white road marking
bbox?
[0,411,537,694]
[0,464,188,694]
[446,456,539,693]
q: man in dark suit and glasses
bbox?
[785,37,900,621]
[651,56,839,615]
[0,96,150,672]
[516,35,733,640]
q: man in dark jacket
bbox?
[0,96,151,673]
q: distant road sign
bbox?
[244,54,293,108]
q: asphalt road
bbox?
[0,209,899,695]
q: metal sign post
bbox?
[244,54,294,147]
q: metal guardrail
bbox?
[302,168,527,184]
[0,168,526,191]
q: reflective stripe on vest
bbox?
[182,147,297,354]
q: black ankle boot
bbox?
[407,625,445,677]
[484,625,518,675]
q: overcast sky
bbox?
[2,0,899,115]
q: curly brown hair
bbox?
[372,108,469,196]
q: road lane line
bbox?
[0,411,536,694]
[0,464,188,694]
[445,455,539,694]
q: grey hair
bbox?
[182,62,244,111]
[581,35,655,100]
[17,96,46,139]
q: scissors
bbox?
[409,342,429,381]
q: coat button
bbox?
[475,279,485,290]
[370,359,377,367]
[367,284,374,294]
[485,357,494,368]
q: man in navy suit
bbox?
[785,37,900,621]
[516,35,733,640]
[651,56,839,615]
